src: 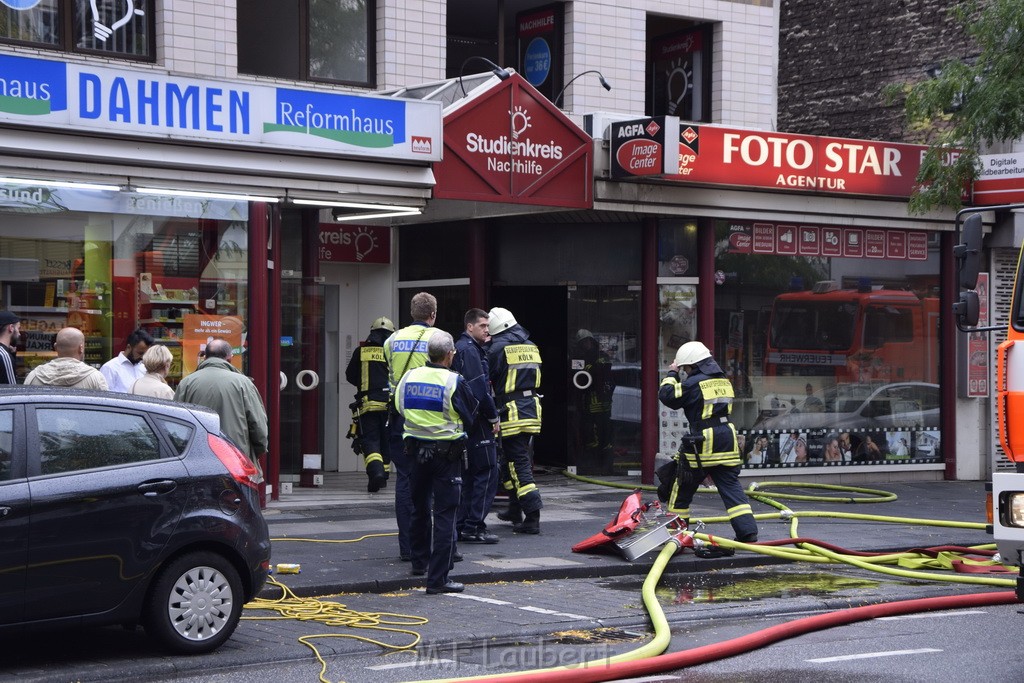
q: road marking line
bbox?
[876,610,987,620]
[367,659,455,670]
[808,648,942,663]
[447,593,594,620]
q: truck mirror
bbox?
[955,213,983,291]
[953,290,980,327]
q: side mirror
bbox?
[955,213,983,291]
[953,290,980,327]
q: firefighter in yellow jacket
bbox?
[657,341,758,544]
[345,316,394,492]
[486,307,543,534]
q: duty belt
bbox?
[501,389,537,401]
[691,416,730,430]
[406,437,466,463]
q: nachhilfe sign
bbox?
[610,118,930,198]
[433,72,592,208]
[317,223,390,264]
[0,52,442,162]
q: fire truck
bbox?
[764,283,940,385]
[955,210,1024,598]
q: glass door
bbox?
[278,275,325,481]
[567,285,641,475]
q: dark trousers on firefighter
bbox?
[387,411,415,560]
[458,426,498,535]
[408,441,462,590]
[355,409,389,484]
[671,462,757,541]
[500,433,542,515]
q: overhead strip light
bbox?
[289,197,422,221]
[134,187,281,203]
[0,176,121,192]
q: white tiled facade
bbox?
[150,0,778,129]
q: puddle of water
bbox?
[601,570,880,604]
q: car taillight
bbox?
[208,433,260,490]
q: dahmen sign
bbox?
[610,117,929,199]
[433,72,593,208]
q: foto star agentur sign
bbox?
[610,118,931,199]
[434,72,593,209]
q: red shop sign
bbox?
[666,124,928,198]
[317,223,391,264]
[434,72,593,208]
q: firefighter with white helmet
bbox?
[345,316,395,492]
[486,306,544,534]
[657,340,758,548]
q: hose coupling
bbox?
[779,510,793,521]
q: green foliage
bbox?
[888,0,1024,213]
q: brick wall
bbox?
[778,0,972,142]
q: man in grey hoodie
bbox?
[24,327,108,390]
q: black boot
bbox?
[497,499,523,525]
[513,510,540,534]
[366,461,387,493]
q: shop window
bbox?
[0,410,11,481]
[0,0,154,60]
[238,0,375,86]
[646,23,713,121]
[0,182,249,387]
[710,219,942,469]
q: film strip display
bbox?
[737,427,940,468]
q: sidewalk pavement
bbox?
[262,470,993,598]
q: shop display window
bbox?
[0,184,249,387]
[0,0,154,60]
[711,220,942,469]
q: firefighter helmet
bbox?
[488,307,517,335]
[371,316,395,333]
[675,341,712,367]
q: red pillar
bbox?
[941,231,957,480]
[641,216,659,485]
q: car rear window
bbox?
[36,408,162,475]
[157,418,194,455]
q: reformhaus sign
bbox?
[0,53,442,162]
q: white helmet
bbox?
[488,307,517,335]
[371,316,395,333]
[675,341,712,367]
[576,328,595,342]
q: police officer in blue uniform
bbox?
[395,331,479,594]
[345,316,395,492]
[452,308,501,544]
[657,341,758,545]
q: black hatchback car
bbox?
[0,388,270,654]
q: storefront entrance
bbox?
[491,284,641,475]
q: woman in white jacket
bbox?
[130,344,175,400]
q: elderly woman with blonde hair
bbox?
[130,344,176,400]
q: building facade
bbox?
[1,1,981,497]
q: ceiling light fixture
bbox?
[0,176,121,192]
[290,197,422,221]
[134,187,280,203]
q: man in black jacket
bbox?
[452,308,501,543]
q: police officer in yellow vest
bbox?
[384,292,442,562]
[395,331,479,594]
[345,316,394,492]
[657,341,758,545]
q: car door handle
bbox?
[0,506,10,518]
[138,480,178,497]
